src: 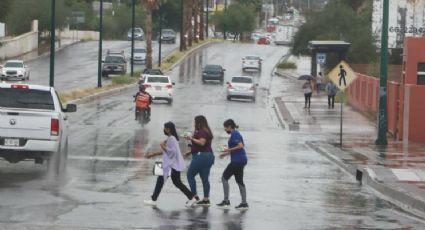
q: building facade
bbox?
[373,0,425,48]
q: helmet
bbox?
[139,84,146,91]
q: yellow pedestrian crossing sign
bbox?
[328,61,357,91]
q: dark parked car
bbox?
[202,65,225,83]
[102,51,127,77]
[159,29,176,44]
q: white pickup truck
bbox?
[0,83,76,173]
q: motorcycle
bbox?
[135,108,150,126]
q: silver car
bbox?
[0,60,30,81]
[127,28,144,41]
[242,55,262,72]
[226,76,258,102]
[132,48,146,64]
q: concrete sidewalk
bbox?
[273,56,425,218]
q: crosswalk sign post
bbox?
[328,61,357,148]
[316,53,326,65]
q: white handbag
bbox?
[153,161,164,176]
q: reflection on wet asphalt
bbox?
[0,43,424,229]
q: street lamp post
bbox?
[97,0,104,88]
[158,0,163,67]
[224,0,227,40]
[376,0,389,145]
[49,0,56,87]
[130,0,135,76]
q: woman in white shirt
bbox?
[303,80,313,109]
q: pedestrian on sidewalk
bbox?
[144,122,197,207]
[326,81,337,109]
[303,80,313,109]
[217,119,249,210]
[315,72,323,96]
[184,115,215,206]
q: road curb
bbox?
[68,40,217,105]
[307,141,425,219]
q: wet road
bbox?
[25,40,178,92]
[0,43,425,229]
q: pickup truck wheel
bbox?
[47,141,67,177]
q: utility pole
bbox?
[376,0,389,145]
[130,0,135,76]
[158,0,163,67]
[49,0,56,87]
[97,0,104,88]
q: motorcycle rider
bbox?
[134,85,153,120]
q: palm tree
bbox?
[142,0,158,69]
[186,0,194,47]
[193,0,199,43]
[199,0,204,40]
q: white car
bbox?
[132,47,146,64]
[141,75,175,104]
[1,60,30,81]
[0,83,76,173]
[226,76,258,102]
[242,55,262,72]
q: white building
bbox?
[0,22,5,38]
[373,0,425,48]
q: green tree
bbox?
[0,0,13,22]
[6,0,69,35]
[292,0,377,68]
[103,3,145,39]
[214,3,256,40]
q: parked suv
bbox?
[0,83,77,173]
[102,51,127,77]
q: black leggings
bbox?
[151,168,194,201]
[304,93,312,108]
[328,95,335,108]
[222,162,247,203]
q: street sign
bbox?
[328,61,357,91]
[316,53,326,64]
[71,11,85,25]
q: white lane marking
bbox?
[69,155,145,162]
[391,168,422,182]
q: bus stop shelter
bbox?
[308,40,351,77]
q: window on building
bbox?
[417,62,425,85]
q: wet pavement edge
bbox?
[306,141,425,219]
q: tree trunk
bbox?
[181,0,188,50]
[187,0,193,47]
[145,7,153,68]
[199,0,204,40]
[193,0,199,43]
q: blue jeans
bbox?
[187,152,215,198]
